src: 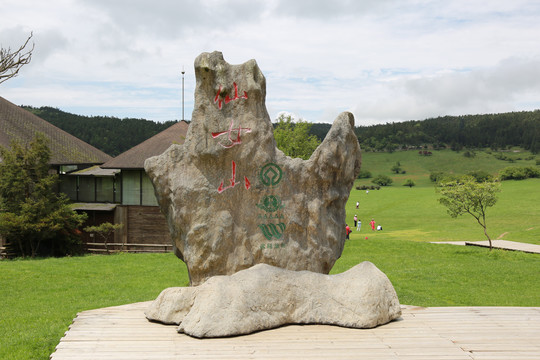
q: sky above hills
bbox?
[2,0,540,125]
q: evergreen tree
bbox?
[0,134,87,257]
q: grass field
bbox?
[0,254,189,360]
[349,149,540,245]
[1,148,539,359]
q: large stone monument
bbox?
[145,51,362,286]
[144,52,401,337]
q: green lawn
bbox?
[0,254,188,360]
[332,239,540,307]
[1,149,539,360]
[356,148,538,187]
[349,178,540,245]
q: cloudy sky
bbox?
[2,0,540,125]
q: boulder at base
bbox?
[146,262,402,338]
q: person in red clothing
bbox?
[370,218,376,231]
[345,224,352,240]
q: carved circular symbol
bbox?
[259,163,282,187]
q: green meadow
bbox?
[348,149,540,245]
[1,149,539,360]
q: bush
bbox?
[430,172,459,183]
[430,171,445,183]
[355,185,381,191]
[467,170,494,183]
[357,169,372,179]
[403,179,415,187]
[499,166,540,181]
[372,174,393,186]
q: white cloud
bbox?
[1,0,540,124]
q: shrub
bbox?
[467,170,493,183]
[357,170,372,179]
[372,174,393,186]
[430,171,445,183]
[355,185,381,191]
[403,179,415,187]
[499,166,540,180]
[430,172,459,183]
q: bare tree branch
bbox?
[0,32,34,85]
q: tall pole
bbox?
[181,66,185,121]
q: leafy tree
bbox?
[466,170,493,182]
[391,162,402,174]
[403,179,415,187]
[372,174,393,186]
[273,114,320,160]
[0,134,87,257]
[436,177,500,250]
[357,169,372,179]
[499,166,540,180]
[84,222,123,254]
[0,32,34,85]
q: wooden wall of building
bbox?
[109,205,173,253]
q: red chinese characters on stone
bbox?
[217,161,251,194]
[214,82,248,110]
[211,119,252,148]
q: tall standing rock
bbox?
[145,52,361,285]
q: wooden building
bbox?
[0,96,112,257]
[70,121,190,253]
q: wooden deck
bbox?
[50,302,540,359]
[431,240,540,254]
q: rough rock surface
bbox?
[145,51,362,285]
[146,262,402,338]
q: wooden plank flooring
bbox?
[465,240,540,254]
[50,302,540,359]
[431,240,540,254]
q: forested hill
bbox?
[23,106,177,156]
[23,106,539,156]
[353,111,539,153]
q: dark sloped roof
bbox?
[101,121,189,169]
[0,96,112,165]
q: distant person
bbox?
[370,219,376,231]
[353,214,358,228]
[357,218,361,232]
[345,224,352,240]
[366,190,369,194]
[356,201,359,209]
[377,224,383,231]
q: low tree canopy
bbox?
[273,114,320,160]
[372,174,393,186]
[403,179,416,187]
[0,134,86,257]
[437,176,500,250]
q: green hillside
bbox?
[356,148,537,187]
[346,149,540,245]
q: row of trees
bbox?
[31,106,539,157]
[356,112,539,153]
[23,106,177,156]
